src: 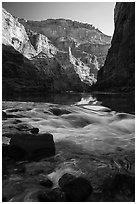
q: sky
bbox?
[2,2,116,36]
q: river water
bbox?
[2,92,135,201]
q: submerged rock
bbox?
[39,178,53,188]
[25,161,54,175]
[37,188,66,202]
[3,133,55,161]
[16,124,31,131]
[59,173,93,201]
[12,119,22,124]
[49,107,71,116]
[30,127,39,134]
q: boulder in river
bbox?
[3,133,55,161]
[30,128,39,134]
[39,178,53,188]
[59,173,93,201]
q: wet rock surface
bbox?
[30,127,39,134]
[3,133,55,161]
[59,173,93,201]
[39,178,53,188]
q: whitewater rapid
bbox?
[2,101,135,154]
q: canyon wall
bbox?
[2,8,111,95]
[95,2,135,92]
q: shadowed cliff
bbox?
[94,2,135,92]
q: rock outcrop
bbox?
[2,8,36,58]
[19,18,111,70]
[2,8,111,94]
[95,3,135,92]
[3,133,55,161]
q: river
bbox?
[2,92,135,201]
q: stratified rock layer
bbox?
[2,8,111,94]
[2,8,36,58]
[19,18,111,70]
[95,3,135,92]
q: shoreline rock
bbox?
[3,133,55,161]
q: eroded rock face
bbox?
[26,29,58,58]
[2,8,111,93]
[19,18,111,70]
[95,3,135,92]
[2,8,36,58]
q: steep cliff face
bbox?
[18,17,111,86]
[68,47,97,85]
[19,18,111,69]
[2,8,111,94]
[2,8,36,58]
[26,29,58,58]
[2,8,58,59]
[96,3,135,92]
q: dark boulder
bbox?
[3,133,55,161]
[59,173,76,188]
[30,128,39,134]
[39,178,53,188]
[37,188,66,202]
[59,173,93,201]
[7,145,27,161]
